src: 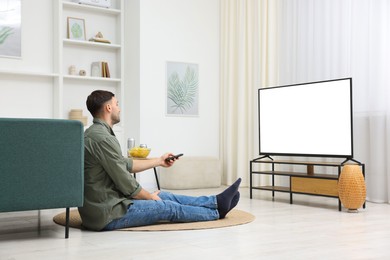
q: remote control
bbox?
[165,153,184,162]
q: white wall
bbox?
[132,0,219,156]
[0,0,54,118]
[124,0,220,189]
[0,1,53,73]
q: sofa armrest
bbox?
[0,118,84,212]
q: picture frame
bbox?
[166,61,199,117]
[0,0,21,58]
[67,17,86,41]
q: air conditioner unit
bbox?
[72,0,111,8]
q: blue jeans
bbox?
[103,191,219,230]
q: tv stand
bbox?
[249,157,365,211]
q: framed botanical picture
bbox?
[166,61,199,116]
[67,17,86,41]
[0,0,21,58]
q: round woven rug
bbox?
[53,209,255,231]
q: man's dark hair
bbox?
[86,90,115,117]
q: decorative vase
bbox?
[338,165,366,212]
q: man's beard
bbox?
[112,114,120,125]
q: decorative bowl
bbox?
[129,147,151,158]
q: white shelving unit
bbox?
[53,0,125,138]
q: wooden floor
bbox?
[1,187,389,259]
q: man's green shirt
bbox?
[78,118,142,231]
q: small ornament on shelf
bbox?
[69,65,77,75]
[89,31,111,44]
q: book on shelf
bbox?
[104,62,110,78]
[91,61,111,78]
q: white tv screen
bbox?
[258,78,353,158]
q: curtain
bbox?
[220,0,279,185]
[221,0,390,202]
[275,0,390,203]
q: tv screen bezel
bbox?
[258,78,353,159]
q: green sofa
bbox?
[0,118,84,238]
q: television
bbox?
[258,78,353,158]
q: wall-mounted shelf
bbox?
[63,39,121,49]
[62,1,121,15]
[0,70,59,78]
[63,75,121,82]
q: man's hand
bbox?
[150,190,161,200]
[161,153,178,167]
[133,188,161,200]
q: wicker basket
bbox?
[338,165,366,212]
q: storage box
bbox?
[291,177,338,196]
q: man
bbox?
[78,90,241,231]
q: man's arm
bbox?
[131,153,176,173]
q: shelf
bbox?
[252,186,290,193]
[63,75,121,82]
[0,70,59,78]
[62,1,121,15]
[251,170,338,179]
[63,39,121,49]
